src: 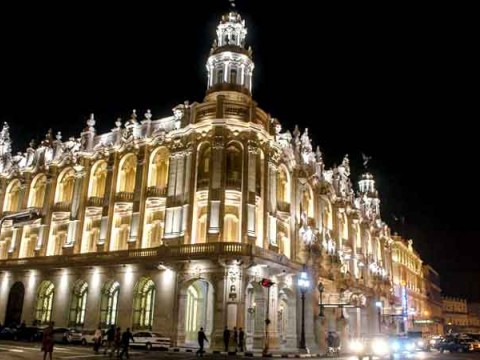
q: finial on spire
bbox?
[87,113,96,131]
[56,131,62,141]
[115,118,122,128]
[315,146,323,162]
[129,109,138,124]
[144,109,152,121]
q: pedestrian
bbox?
[104,324,115,356]
[41,321,54,360]
[118,327,134,359]
[196,327,208,357]
[93,326,103,354]
[239,327,245,352]
[233,326,238,352]
[223,326,230,352]
[114,327,122,357]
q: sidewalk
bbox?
[166,347,327,358]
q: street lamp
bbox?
[375,301,382,333]
[317,282,324,317]
[298,267,310,350]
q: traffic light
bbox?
[259,278,275,288]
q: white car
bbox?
[131,331,171,350]
[80,329,107,346]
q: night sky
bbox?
[0,2,477,300]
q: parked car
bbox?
[438,336,474,353]
[13,326,45,342]
[80,329,107,346]
[52,328,83,343]
[0,327,17,340]
[131,331,171,350]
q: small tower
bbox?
[358,173,380,220]
[205,7,254,102]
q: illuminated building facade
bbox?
[422,264,444,335]
[0,9,402,351]
[389,235,428,333]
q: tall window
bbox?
[186,285,199,340]
[217,69,224,84]
[88,161,107,198]
[197,145,211,190]
[28,174,47,208]
[100,281,120,326]
[3,179,21,212]
[55,168,75,204]
[224,214,239,242]
[225,144,242,190]
[69,280,88,327]
[148,147,169,191]
[230,69,237,84]
[34,281,54,324]
[132,278,156,330]
[117,155,137,193]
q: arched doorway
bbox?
[5,282,24,326]
[178,279,214,346]
[277,288,296,349]
[245,281,265,351]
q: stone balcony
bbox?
[87,196,104,207]
[146,186,167,198]
[0,242,295,270]
[52,201,71,212]
[115,192,134,202]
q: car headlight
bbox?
[429,340,435,345]
[417,340,425,347]
[406,342,415,351]
[373,339,390,355]
[392,341,400,351]
[349,340,364,353]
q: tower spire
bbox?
[205,4,254,101]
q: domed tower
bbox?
[358,173,380,220]
[205,9,254,102]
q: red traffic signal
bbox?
[259,278,275,288]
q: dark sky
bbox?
[0,2,477,300]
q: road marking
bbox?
[0,346,24,352]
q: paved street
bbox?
[1,341,480,360]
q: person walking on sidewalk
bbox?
[196,327,208,357]
[223,326,230,352]
[41,321,54,360]
[233,326,238,352]
[104,325,115,356]
[118,328,134,359]
[238,327,245,352]
[93,327,103,354]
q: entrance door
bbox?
[5,282,25,326]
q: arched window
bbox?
[132,278,156,330]
[54,168,75,204]
[34,280,54,324]
[100,280,120,327]
[148,147,169,191]
[69,280,88,327]
[28,174,47,208]
[3,179,21,212]
[186,284,200,340]
[217,69,224,84]
[197,145,211,190]
[88,161,107,198]
[230,69,237,84]
[116,155,137,193]
[225,144,242,190]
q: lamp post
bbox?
[375,301,382,333]
[260,278,275,356]
[298,267,310,350]
[317,282,324,317]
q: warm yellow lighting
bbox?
[424,310,430,317]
